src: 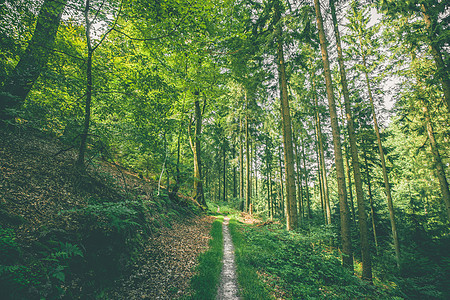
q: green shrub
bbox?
[0,227,20,264]
[228,221,400,299]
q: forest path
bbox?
[217,216,241,300]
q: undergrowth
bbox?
[229,220,403,299]
[186,216,224,299]
[229,218,273,300]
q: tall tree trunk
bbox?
[223,140,226,202]
[278,146,285,218]
[245,92,251,213]
[363,149,379,254]
[313,0,353,271]
[331,0,372,279]
[423,103,450,220]
[240,117,244,203]
[77,0,93,169]
[233,143,237,199]
[355,10,400,269]
[315,136,326,223]
[189,93,206,207]
[421,4,450,114]
[410,50,450,221]
[293,128,304,223]
[340,108,356,226]
[313,83,331,225]
[254,144,258,199]
[274,1,298,229]
[170,132,182,200]
[300,135,311,219]
[0,0,68,119]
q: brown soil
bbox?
[108,215,215,299]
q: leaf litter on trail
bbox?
[107,215,215,299]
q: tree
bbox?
[76,0,122,169]
[378,0,450,114]
[330,0,372,280]
[0,0,68,119]
[313,0,353,270]
[347,0,400,268]
[274,0,298,230]
[189,91,206,207]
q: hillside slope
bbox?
[0,127,212,299]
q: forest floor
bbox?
[107,215,215,299]
[0,127,215,299]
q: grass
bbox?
[228,219,403,300]
[229,218,273,300]
[186,216,224,299]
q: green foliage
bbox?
[187,217,223,300]
[229,219,273,300]
[44,242,84,283]
[76,201,142,233]
[229,221,401,299]
[0,227,20,264]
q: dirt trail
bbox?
[217,217,241,300]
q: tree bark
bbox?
[76,0,93,169]
[331,0,372,280]
[223,140,227,202]
[364,150,379,254]
[423,104,450,220]
[354,7,399,269]
[239,116,244,202]
[189,93,206,206]
[274,1,298,229]
[0,0,68,119]
[313,0,353,270]
[278,146,285,218]
[313,83,331,225]
[300,135,311,220]
[292,127,304,223]
[232,143,237,199]
[245,91,251,213]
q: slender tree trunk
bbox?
[300,135,311,220]
[189,93,205,206]
[314,0,353,271]
[363,149,379,254]
[270,169,274,219]
[332,0,372,279]
[245,92,251,213]
[421,4,450,114]
[313,83,331,225]
[255,145,258,199]
[423,103,450,220]
[343,129,356,225]
[169,131,182,200]
[219,158,222,202]
[77,0,93,169]
[315,137,326,223]
[0,0,68,118]
[410,50,450,221]
[355,14,399,269]
[233,143,237,199]
[223,140,226,202]
[293,128,303,223]
[274,2,298,229]
[240,117,244,202]
[278,146,285,218]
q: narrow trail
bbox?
[217,217,241,300]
